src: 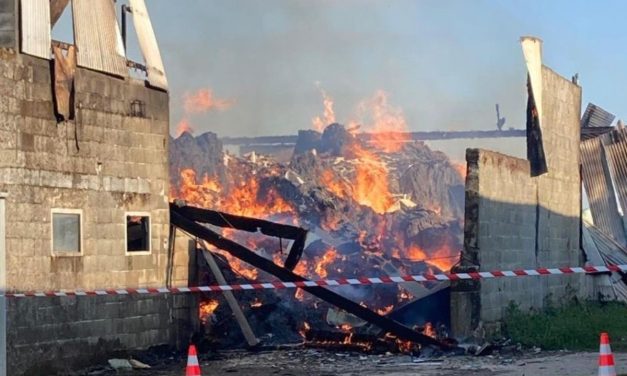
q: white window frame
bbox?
[125,211,151,256]
[50,208,83,256]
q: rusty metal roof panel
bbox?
[20,0,51,59]
[129,0,168,90]
[581,103,615,128]
[580,136,627,245]
[72,0,128,77]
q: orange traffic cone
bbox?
[598,332,616,376]
[186,344,201,376]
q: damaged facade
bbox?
[0,0,192,374]
[451,38,586,337]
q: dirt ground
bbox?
[106,349,627,376]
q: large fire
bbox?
[171,87,462,346]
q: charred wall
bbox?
[451,66,586,337]
[0,50,194,372]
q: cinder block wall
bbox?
[0,50,195,372]
[451,66,585,337]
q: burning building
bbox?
[168,91,466,349]
[0,0,192,374]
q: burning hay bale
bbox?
[169,123,464,350]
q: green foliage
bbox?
[503,300,627,351]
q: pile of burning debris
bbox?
[169,123,466,353]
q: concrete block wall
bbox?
[0,50,195,371]
[451,66,585,337]
[7,294,196,375]
[0,51,170,291]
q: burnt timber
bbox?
[220,127,610,146]
[170,204,450,349]
[221,129,527,146]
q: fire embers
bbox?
[299,325,439,355]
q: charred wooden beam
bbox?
[171,203,306,271]
[220,129,527,146]
[170,206,449,349]
[200,243,260,347]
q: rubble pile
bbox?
[169,123,465,349]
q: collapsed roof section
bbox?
[19,0,167,90]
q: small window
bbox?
[52,209,82,254]
[126,213,150,253]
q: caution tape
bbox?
[4,264,626,298]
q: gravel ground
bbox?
[97,349,627,376]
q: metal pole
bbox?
[0,192,7,376]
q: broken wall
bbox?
[451,66,586,337]
[0,50,193,372]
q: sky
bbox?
[53,0,627,160]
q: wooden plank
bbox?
[21,0,51,59]
[128,0,167,89]
[200,242,260,347]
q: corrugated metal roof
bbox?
[129,0,168,90]
[583,221,627,302]
[581,103,615,128]
[581,126,614,141]
[580,136,627,245]
[0,0,17,48]
[602,129,627,218]
[20,0,51,59]
[72,0,128,77]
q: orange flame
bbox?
[376,305,394,315]
[452,161,467,180]
[352,145,395,214]
[405,244,457,272]
[314,248,338,279]
[250,299,262,308]
[339,324,352,332]
[320,169,347,198]
[175,118,194,137]
[422,322,436,338]
[184,88,234,113]
[199,299,219,324]
[299,321,311,338]
[172,169,297,280]
[312,86,336,132]
[354,90,410,153]
[295,288,305,301]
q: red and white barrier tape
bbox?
[4,264,626,298]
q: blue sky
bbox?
[54,0,627,159]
